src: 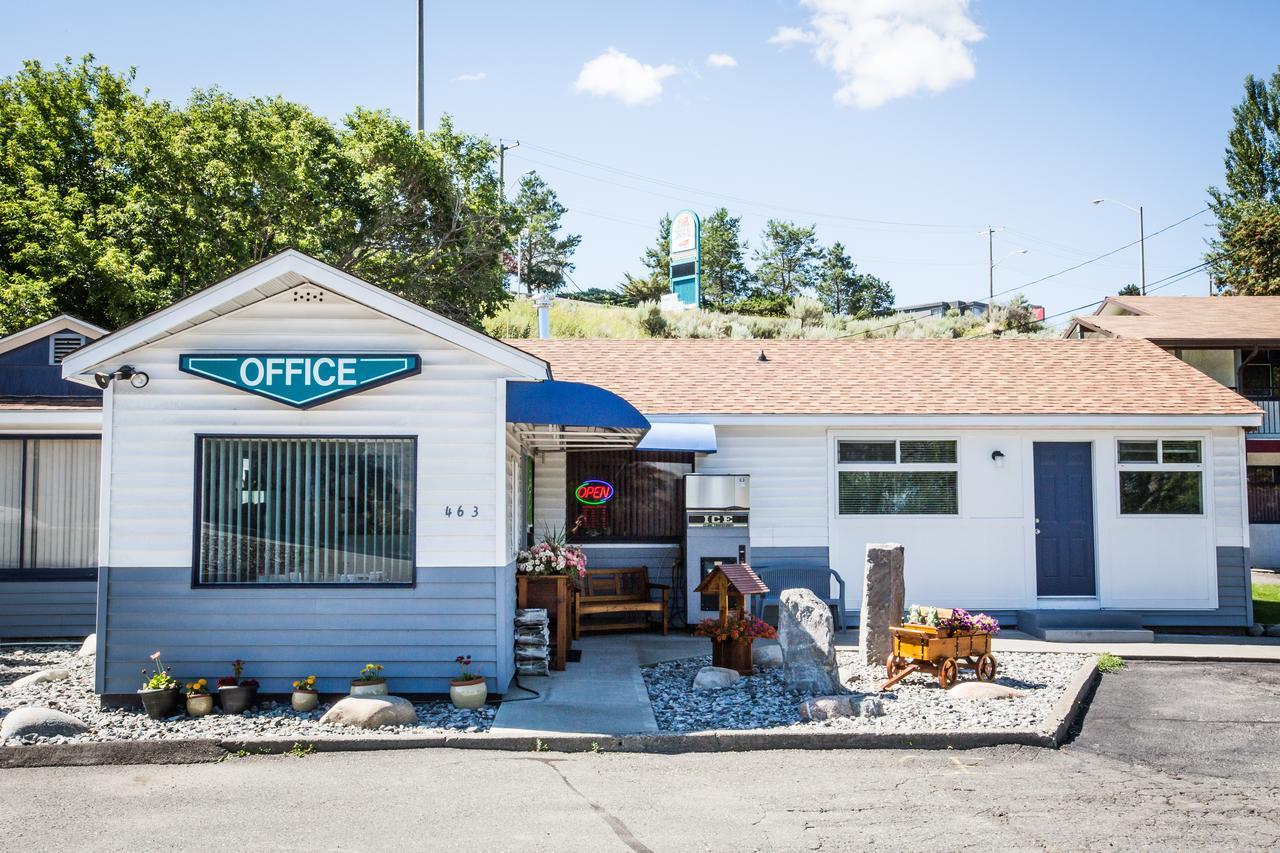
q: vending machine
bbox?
[682,474,750,625]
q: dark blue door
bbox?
[1033,442,1096,596]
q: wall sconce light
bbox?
[991,450,1006,468]
[94,365,149,390]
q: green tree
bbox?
[1117,283,1141,296]
[815,241,894,317]
[641,214,672,292]
[0,55,518,333]
[511,171,580,295]
[0,57,143,333]
[619,271,667,305]
[699,207,751,311]
[753,220,822,300]
[1207,67,1280,293]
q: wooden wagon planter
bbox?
[880,624,998,691]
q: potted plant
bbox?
[184,678,214,717]
[217,659,259,714]
[138,652,180,719]
[695,614,778,676]
[350,663,387,696]
[449,655,487,710]
[291,674,319,712]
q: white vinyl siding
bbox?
[101,288,515,569]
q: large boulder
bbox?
[948,681,1024,701]
[1266,624,1280,638]
[752,644,784,669]
[7,669,71,691]
[778,588,842,695]
[319,695,417,729]
[76,634,97,657]
[859,543,905,667]
[1,707,89,740]
[692,666,741,691]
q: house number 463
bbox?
[445,505,479,518]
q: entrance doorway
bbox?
[1033,442,1097,597]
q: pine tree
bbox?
[511,172,581,295]
[753,220,822,299]
[1207,67,1280,294]
[699,208,751,311]
[814,241,894,318]
[640,214,672,292]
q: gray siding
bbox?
[752,546,831,572]
[0,579,96,639]
[100,565,513,696]
[581,544,681,588]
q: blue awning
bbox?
[637,422,717,454]
[507,380,650,452]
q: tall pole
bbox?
[416,0,424,133]
[987,226,994,302]
[1138,205,1146,295]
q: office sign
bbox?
[179,354,421,409]
[668,209,701,307]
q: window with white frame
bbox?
[1116,439,1203,515]
[836,439,959,515]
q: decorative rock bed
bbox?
[643,650,1089,733]
[1,645,495,746]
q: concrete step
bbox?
[1016,609,1154,643]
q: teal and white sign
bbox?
[668,209,701,307]
[179,354,422,409]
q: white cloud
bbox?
[573,48,677,106]
[768,25,816,46]
[771,0,984,109]
[706,53,738,68]
[453,72,487,83]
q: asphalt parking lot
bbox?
[1,660,1277,852]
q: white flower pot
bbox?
[291,690,319,712]
[449,678,488,710]
[350,679,388,697]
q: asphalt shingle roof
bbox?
[510,338,1260,417]
[1072,296,1280,345]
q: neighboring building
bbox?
[894,300,1046,321]
[41,253,1263,699]
[0,315,106,639]
[1064,296,1280,568]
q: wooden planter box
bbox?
[711,637,754,676]
[517,574,572,671]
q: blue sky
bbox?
[3,1,1278,323]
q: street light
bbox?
[981,225,1029,301]
[1093,198,1145,294]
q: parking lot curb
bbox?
[1045,657,1099,746]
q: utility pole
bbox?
[1137,204,1146,294]
[986,226,995,302]
[416,0,425,133]
[498,140,520,202]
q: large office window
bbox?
[0,438,100,572]
[836,439,959,515]
[196,436,415,585]
[566,450,693,542]
[1117,439,1203,515]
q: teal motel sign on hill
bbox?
[179,354,421,409]
[669,209,701,307]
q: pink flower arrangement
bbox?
[516,541,587,579]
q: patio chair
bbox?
[752,566,847,630]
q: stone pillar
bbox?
[778,588,842,695]
[860,543,905,667]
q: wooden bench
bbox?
[574,567,669,639]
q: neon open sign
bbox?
[575,479,615,505]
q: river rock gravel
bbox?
[1,645,494,746]
[643,649,1088,733]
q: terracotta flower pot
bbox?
[185,693,214,717]
[291,690,320,712]
[449,677,487,710]
[349,678,388,697]
[138,686,180,719]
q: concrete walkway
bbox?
[491,634,703,737]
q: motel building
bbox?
[0,251,1262,701]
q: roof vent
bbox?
[757,349,768,363]
[290,286,325,304]
[50,332,86,365]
